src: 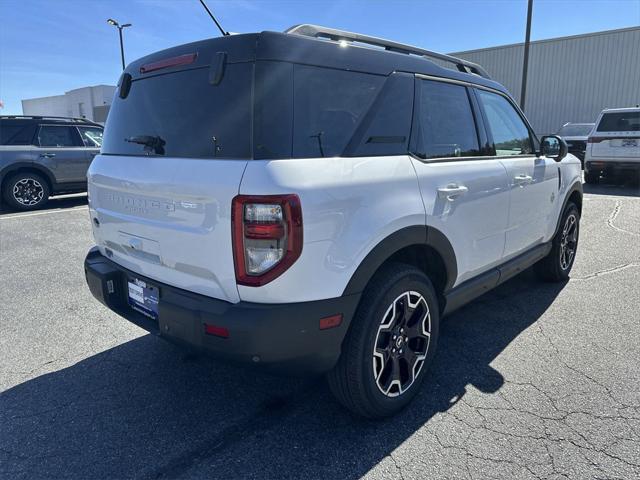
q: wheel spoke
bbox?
[380,357,401,393]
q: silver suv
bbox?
[0,116,103,210]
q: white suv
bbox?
[584,107,640,184]
[84,25,583,418]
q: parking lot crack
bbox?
[388,452,405,480]
[607,200,639,237]
[573,263,640,281]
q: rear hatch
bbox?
[589,110,640,160]
[88,35,257,303]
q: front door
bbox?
[474,89,558,259]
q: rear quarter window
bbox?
[292,66,384,158]
[0,122,36,145]
[596,112,640,132]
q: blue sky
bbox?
[1,0,638,115]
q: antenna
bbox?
[198,0,229,36]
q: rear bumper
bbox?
[84,247,360,375]
[586,159,640,174]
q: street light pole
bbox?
[107,19,132,71]
[519,0,534,111]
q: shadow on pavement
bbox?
[0,193,87,215]
[1,270,565,479]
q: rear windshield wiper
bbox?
[125,135,166,155]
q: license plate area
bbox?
[127,277,160,320]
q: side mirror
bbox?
[540,135,567,162]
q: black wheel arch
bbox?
[554,181,582,237]
[342,225,458,298]
[0,163,56,192]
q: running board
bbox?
[443,242,552,316]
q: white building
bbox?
[21,85,116,124]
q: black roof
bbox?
[124,26,508,96]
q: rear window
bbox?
[557,124,594,137]
[102,64,252,158]
[596,112,640,132]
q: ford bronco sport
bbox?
[0,116,103,210]
[84,25,583,418]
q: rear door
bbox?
[410,78,510,286]
[475,88,558,259]
[88,56,253,303]
[590,110,640,160]
[36,125,87,183]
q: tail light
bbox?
[587,137,606,143]
[232,195,303,286]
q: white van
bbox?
[584,107,640,184]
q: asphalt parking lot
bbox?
[1,182,639,480]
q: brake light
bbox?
[232,195,303,286]
[140,53,197,74]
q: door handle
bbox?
[437,184,468,200]
[513,174,533,186]
[39,153,56,158]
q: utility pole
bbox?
[520,0,533,111]
[107,19,132,70]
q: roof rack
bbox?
[285,24,491,79]
[0,115,100,124]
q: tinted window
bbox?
[477,90,533,156]
[78,127,103,147]
[413,80,480,159]
[0,122,36,145]
[102,64,252,158]
[596,112,640,132]
[292,66,384,158]
[38,126,79,147]
[557,124,594,137]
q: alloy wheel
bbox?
[12,178,44,206]
[559,213,578,270]
[372,291,431,397]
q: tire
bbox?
[584,171,599,184]
[2,172,51,211]
[327,263,440,418]
[535,202,580,282]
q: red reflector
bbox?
[319,314,343,330]
[140,53,197,74]
[204,324,229,338]
[245,223,285,239]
